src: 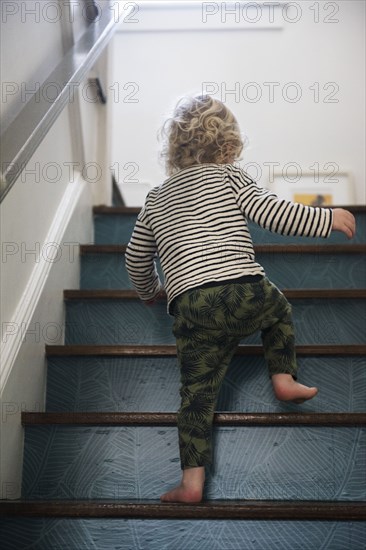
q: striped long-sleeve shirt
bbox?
[125,163,333,312]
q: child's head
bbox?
[160,95,244,175]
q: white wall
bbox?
[79,45,115,206]
[0,176,92,499]
[0,111,94,496]
[111,1,365,204]
[0,0,65,127]
[0,1,115,498]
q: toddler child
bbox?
[125,95,356,503]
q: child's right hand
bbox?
[332,208,356,239]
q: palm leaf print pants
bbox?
[171,276,297,469]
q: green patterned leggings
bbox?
[171,276,297,469]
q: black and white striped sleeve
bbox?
[125,207,162,302]
[228,166,333,238]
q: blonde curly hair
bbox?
[160,95,244,175]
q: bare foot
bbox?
[160,484,203,503]
[160,466,205,503]
[271,373,318,404]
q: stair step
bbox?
[1,515,365,550]
[63,298,366,345]
[94,206,141,214]
[1,499,365,520]
[22,418,366,502]
[19,424,366,500]
[92,205,366,245]
[22,412,366,426]
[80,244,366,290]
[64,289,366,300]
[80,244,366,254]
[45,344,366,356]
[46,354,365,413]
[93,206,366,215]
[45,345,366,413]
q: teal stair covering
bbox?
[1,207,365,549]
[64,298,366,345]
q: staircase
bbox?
[1,205,366,549]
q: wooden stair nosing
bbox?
[1,499,365,520]
[45,344,366,357]
[80,244,366,255]
[63,289,366,300]
[93,205,141,215]
[93,205,366,215]
[21,412,366,427]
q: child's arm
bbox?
[228,166,356,239]
[125,208,163,303]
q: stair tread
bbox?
[1,498,365,520]
[94,205,141,215]
[64,289,366,300]
[22,411,366,426]
[93,205,366,215]
[46,344,366,356]
[80,243,366,254]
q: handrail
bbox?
[0,0,124,203]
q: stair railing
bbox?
[0,0,124,203]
